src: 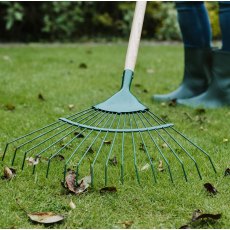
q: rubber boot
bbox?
[153,47,211,102]
[177,50,230,108]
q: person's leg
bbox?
[153,2,212,102]
[177,2,230,108]
[176,1,211,48]
[219,2,230,51]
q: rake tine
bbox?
[48,111,109,179]
[27,110,99,172]
[90,113,118,187]
[105,114,121,186]
[148,111,216,174]
[2,108,92,161]
[32,116,101,176]
[132,113,157,184]
[138,112,174,182]
[141,112,187,182]
[75,113,114,181]
[146,111,202,180]
[120,113,126,184]
[129,113,140,184]
[11,109,96,166]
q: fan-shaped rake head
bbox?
[2,106,216,187]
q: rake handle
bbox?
[124,1,147,72]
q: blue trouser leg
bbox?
[219,2,230,51]
[175,2,212,48]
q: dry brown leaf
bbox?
[38,93,45,101]
[26,157,39,166]
[103,140,112,145]
[204,183,218,195]
[68,104,75,110]
[100,186,117,194]
[140,163,150,171]
[158,160,164,172]
[73,132,84,138]
[109,156,118,166]
[223,138,228,143]
[79,63,87,69]
[119,220,134,228]
[65,171,91,195]
[161,143,168,149]
[3,166,16,180]
[28,212,64,224]
[69,200,76,209]
[224,167,230,176]
[4,104,15,111]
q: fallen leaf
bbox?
[53,154,65,161]
[191,210,221,222]
[179,225,190,229]
[119,220,134,228]
[73,132,84,138]
[161,102,166,107]
[26,157,40,166]
[224,168,230,177]
[87,146,94,154]
[204,183,218,195]
[103,140,112,145]
[100,186,117,194]
[134,83,142,87]
[65,170,76,193]
[79,63,87,69]
[109,156,118,166]
[4,104,15,111]
[191,209,203,222]
[223,138,228,143]
[65,171,91,195]
[161,143,168,148]
[168,99,177,107]
[38,93,45,101]
[2,166,16,180]
[68,104,74,110]
[158,160,164,172]
[27,212,64,224]
[69,200,76,209]
[141,163,150,171]
[195,108,206,115]
[139,143,146,152]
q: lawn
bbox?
[0,43,229,228]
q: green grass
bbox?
[0,43,229,228]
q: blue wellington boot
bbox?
[153,47,212,102]
[177,50,230,108]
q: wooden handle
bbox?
[124,1,147,71]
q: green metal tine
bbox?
[148,111,216,174]
[90,113,118,187]
[2,108,92,161]
[129,113,140,184]
[141,111,188,182]
[104,114,121,186]
[47,111,107,179]
[75,113,114,181]
[120,113,126,184]
[132,113,157,183]
[147,111,203,180]
[31,110,99,174]
[137,112,175,183]
[10,109,95,166]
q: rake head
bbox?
[2,70,216,187]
